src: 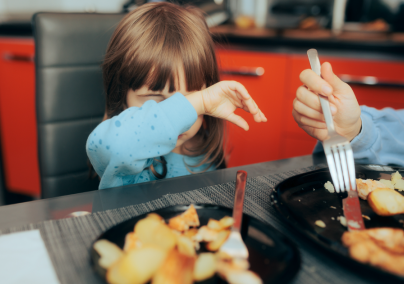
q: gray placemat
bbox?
[0,164,373,284]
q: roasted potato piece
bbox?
[152,249,195,284]
[93,239,124,269]
[151,223,178,251]
[217,259,261,284]
[134,217,162,244]
[107,245,166,284]
[207,219,222,231]
[368,188,404,216]
[134,216,177,251]
[123,232,142,252]
[206,230,230,251]
[147,213,164,221]
[193,253,216,281]
[219,216,234,229]
[168,204,200,231]
[183,228,198,239]
[193,226,219,243]
[356,178,388,200]
[342,228,404,277]
[177,236,196,256]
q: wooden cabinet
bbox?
[0,38,39,196]
[216,49,288,167]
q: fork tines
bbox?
[324,141,356,193]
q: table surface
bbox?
[0,154,324,231]
[2,153,401,284]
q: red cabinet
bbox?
[281,54,404,160]
[0,38,40,197]
[0,40,403,197]
[216,49,288,167]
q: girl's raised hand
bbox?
[188,81,267,131]
[293,62,362,142]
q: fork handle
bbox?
[233,170,247,232]
[307,49,336,134]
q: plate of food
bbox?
[91,204,300,284]
[273,164,404,282]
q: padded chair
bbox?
[33,13,124,198]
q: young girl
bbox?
[86,2,267,189]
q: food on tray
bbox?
[324,181,335,193]
[168,204,200,231]
[107,245,166,284]
[152,249,195,284]
[93,239,124,269]
[95,205,262,284]
[337,216,347,227]
[315,220,326,228]
[368,188,404,216]
[193,253,216,281]
[342,228,404,276]
[379,179,394,189]
[356,178,388,200]
[205,229,231,251]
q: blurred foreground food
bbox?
[93,204,262,284]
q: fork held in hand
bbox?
[219,170,249,259]
[307,49,356,193]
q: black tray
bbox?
[273,164,404,282]
[91,204,301,284]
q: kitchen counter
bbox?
[211,25,404,61]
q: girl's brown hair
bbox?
[102,2,226,172]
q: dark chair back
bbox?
[33,13,124,198]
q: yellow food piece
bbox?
[193,253,216,281]
[207,219,222,231]
[123,232,142,252]
[107,245,166,284]
[356,178,389,200]
[177,236,196,257]
[134,218,162,244]
[193,226,219,243]
[315,220,326,228]
[324,181,335,193]
[219,216,234,229]
[379,179,395,189]
[93,239,124,269]
[152,249,195,284]
[135,217,177,251]
[391,171,403,185]
[206,230,230,251]
[368,188,404,216]
[152,223,177,251]
[147,213,164,221]
[168,204,200,231]
[395,179,404,191]
[183,228,198,239]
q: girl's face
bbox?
[126,72,204,154]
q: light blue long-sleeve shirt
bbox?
[86,93,214,189]
[314,105,404,167]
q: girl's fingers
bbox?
[292,109,326,129]
[225,113,249,131]
[296,86,322,112]
[228,81,251,100]
[293,98,325,121]
[299,69,333,97]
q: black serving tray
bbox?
[273,164,404,283]
[91,204,301,284]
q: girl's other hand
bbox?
[189,81,267,131]
[292,62,362,142]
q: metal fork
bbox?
[219,170,249,259]
[307,49,356,193]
